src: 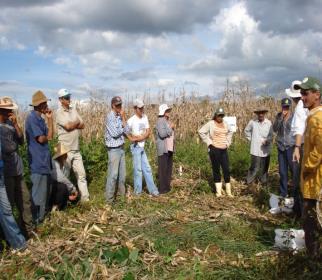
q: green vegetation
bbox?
[1,138,321,279]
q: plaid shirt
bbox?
[105,111,129,148]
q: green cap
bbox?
[294,76,321,91]
[281,98,292,107]
[214,107,225,117]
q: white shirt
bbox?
[127,114,150,148]
[244,118,273,157]
[291,100,308,140]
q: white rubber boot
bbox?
[215,182,223,197]
[225,183,234,197]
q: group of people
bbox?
[0,89,90,251]
[198,76,321,259]
[0,76,320,259]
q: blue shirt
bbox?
[105,111,128,148]
[25,111,51,174]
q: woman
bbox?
[155,104,175,194]
[198,108,233,197]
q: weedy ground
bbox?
[0,139,321,280]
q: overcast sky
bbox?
[1,0,322,104]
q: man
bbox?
[0,132,26,250]
[56,89,89,202]
[286,80,308,217]
[104,96,131,204]
[0,97,33,238]
[273,98,294,197]
[25,90,53,224]
[127,99,159,196]
[50,143,78,210]
[244,108,273,185]
[295,77,322,259]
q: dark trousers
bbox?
[158,152,173,194]
[303,199,321,258]
[50,181,69,211]
[4,175,34,237]
[246,155,270,185]
[278,148,294,197]
[209,146,230,184]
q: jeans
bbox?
[105,147,126,203]
[130,145,159,195]
[292,145,303,218]
[4,175,34,238]
[246,155,270,185]
[158,152,173,194]
[0,175,26,250]
[209,146,230,184]
[278,148,294,197]
[67,151,89,201]
[31,174,51,225]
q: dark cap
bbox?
[294,76,321,91]
[213,107,225,117]
[281,98,291,107]
[111,96,122,106]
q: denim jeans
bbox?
[31,174,51,225]
[131,145,159,195]
[0,175,26,250]
[105,148,126,203]
[278,147,294,197]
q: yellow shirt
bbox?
[301,105,322,200]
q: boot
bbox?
[215,182,222,197]
[225,183,233,197]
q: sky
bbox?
[1,0,322,105]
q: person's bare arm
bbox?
[8,113,23,140]
[293,134,303,163]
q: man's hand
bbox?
[69,191,78,201]
[45,108,53,119]
[293,147,301,163]
[8,113,17,125]
[169,122,175,129]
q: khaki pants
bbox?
[4,175,34,237]
[67,151,89,201]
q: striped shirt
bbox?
[212,122,229,149]
[105,111,129,148]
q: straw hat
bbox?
[0,96,18,110]
[53,143,70,160]
[254,107,268,113]
[30,90,51,107]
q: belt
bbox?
[107,144,124,150]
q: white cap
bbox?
[58,88,71,98]
[158,104,171,116]
[285,80,301,98]
[133,99,144,108]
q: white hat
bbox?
[133,99,144,108]
[0,96,18,110]
[158,104,171,116]
[285,80,302,98]
[58,88,71,98]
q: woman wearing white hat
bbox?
[155,104,175,194]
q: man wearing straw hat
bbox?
[50,143,78,210]
[25,90,53,224]
[295,77,322,259]
[244,107,273,185]
[0,96,34,238]
[56,89,89,202]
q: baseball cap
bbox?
[294,76,321,91]
[159,104,171,116]
[58,88,71,98]
[281,98,292,107]
[285,80,302,98]
[111,96,122,106]
[133,99,144,108]
[213,107,225,117]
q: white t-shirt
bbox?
[127,114,150,148]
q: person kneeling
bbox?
[50,143,78,211]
